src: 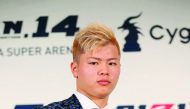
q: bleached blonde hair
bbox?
[72,24,120,62]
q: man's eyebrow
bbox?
[88,57,101,61]
[88,57,119,61]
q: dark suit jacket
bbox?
[34,94,83,109]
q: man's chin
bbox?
[96,91,111,99]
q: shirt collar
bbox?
[75,91,99,109]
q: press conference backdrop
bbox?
[0,0,190,109]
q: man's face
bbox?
[71,43,120,99]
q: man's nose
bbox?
[98,63,109,75]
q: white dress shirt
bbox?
[75,91,110,109]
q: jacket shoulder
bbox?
[34,94,82,109]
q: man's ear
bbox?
[70,61,78,78]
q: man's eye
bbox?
[109,62,117,66]
[89,62,98,65]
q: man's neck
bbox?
[77,90,109,108]
[92,97,108,108]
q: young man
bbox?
[35,24,121,109]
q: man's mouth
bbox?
[97,79,111,86]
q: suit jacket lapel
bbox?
[61,94,83,109]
